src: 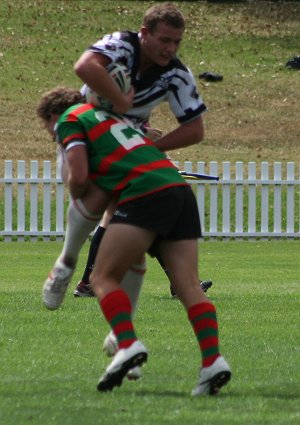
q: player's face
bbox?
[141,23,184,67]
[43,114,58,140]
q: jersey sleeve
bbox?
[87,32,133,63]
[167,67,207,124]
[56,113,86,150]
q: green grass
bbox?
[1,241,300,425]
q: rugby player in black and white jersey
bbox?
[73,3,212,313]
[79,27,206,142]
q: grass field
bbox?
[1,241,300,425]
[1,0,300,169]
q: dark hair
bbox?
[37,87,84,120]
[142,2,185,33]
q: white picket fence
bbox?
[1,160,300,240]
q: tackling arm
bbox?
[74,51,134,114]
[154,116,204,152]
[65,145,110,215]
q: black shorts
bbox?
[111,186,202,242]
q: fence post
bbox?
[235,162,244,235]
[43,161,52,241]
[209,161,218,235]
[222,162,231,235]
[261,162,269,235]
[286,162,295,235]
[30,161,39,241]
[17,161,26,242]
[273,162,282,235]
[248,162,256,235]
[4,161,13,242]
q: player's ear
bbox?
[140,26,149,38]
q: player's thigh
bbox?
[94,223,155,280]
[159,239,206,307]
[159,239,199,284]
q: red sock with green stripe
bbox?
[100,289,137,350]
[188,302,220,368]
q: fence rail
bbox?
[1,160,300,240]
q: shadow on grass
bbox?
[135,389,233,399]
[227,385,300,401]
[136,389,188,398]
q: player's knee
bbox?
[89,271,102,297]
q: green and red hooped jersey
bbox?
[57,103,188,204]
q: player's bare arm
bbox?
[154,116,204,152]
[74,51,134,114]
[65,145,89,199]
[65,144,110,214]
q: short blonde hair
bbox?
[142,2,185,33]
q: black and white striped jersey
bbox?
[85,31,207,128]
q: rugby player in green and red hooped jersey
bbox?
[58,104,186,202]
[37,86,231,396]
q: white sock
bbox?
[60,199,101,268]
[120,260,147,318]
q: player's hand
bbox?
[112,87,135,115]
[143,126,163,141]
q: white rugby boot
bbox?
[191,356,231,396]
[97,340,147,391]
[103,331,142,380]
[43,260,74,310]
